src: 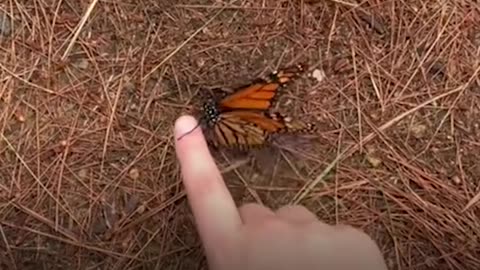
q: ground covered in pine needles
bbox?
[1,0,479,269]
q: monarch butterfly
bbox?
[178,64,316,149]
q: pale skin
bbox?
[174,115,389,270]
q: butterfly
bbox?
[177,64,316,149]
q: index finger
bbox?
[174,115,242,250]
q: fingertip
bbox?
[174,114,209,162]
[174,114,199,139]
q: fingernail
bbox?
[175,115,199,139]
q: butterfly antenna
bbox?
[177,114,209,141]
[176,121,201,141]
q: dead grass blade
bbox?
[61,0,99,60]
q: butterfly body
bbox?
[180,64,316,149]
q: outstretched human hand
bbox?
[174,115,388,270]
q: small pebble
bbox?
[16,113,26,123]
[410,123,427,139]
[452,175,461,185]
[366,153,382,168]
[365,146,382,168]
[129,168,140,180]
[312,69,326,83]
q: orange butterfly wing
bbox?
[210,111,285,149]
[209,111,316,149]
[218,64,306,111]
[218,82,280,110]
[221,111,285,132]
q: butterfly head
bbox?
[176,99,219,142]
[202,99,220,126]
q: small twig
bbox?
[351,42,362,153]
[61,0,99,60]
[325,0,359,8]
[175,4,286,10]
